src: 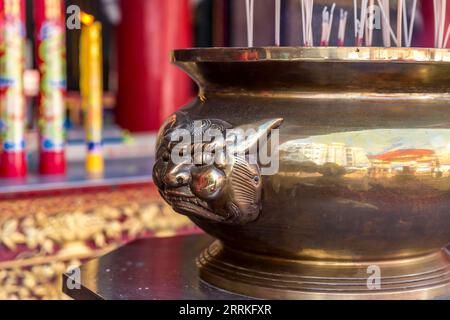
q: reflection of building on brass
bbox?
[281,142,370,169]
[436,149,450,175]
[369,149,439,176]
[282,142,450,177]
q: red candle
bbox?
[0,0,27,178]
[34,0,66,175]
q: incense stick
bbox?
[246,0,250,47]
[402,0,408,47]
[365,11,370,46]
[245,0,254,47]
[434,0,439,47]
[439,0,446,48]
[354,0,358,43]
[435,0,443,47]
[397,0,403,47]
[326,3,336,45]
[302,0,314,46]
[381,0,391,47]
[275,0,281,46]
[321,6,329,46]
[407,0,417,47]
[308,0,315,46]
[367,0,374,46]
[250,0,254,46]
[444,23,450,48]
[301,0,306,45]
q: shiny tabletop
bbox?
[0,156,154,197]
[62,235,249,300]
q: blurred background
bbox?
[0,0,448,299]
[25,0,450,134]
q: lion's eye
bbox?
[162,151,170,162]
[203,153,213,165]
[214,151,226,169]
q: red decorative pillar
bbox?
[0,0,27,178]
[35,0,67,175]
[116,0,193,133]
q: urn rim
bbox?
[172,47,450,64]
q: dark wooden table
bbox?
[63,234,450,300]
[62,235,248,300]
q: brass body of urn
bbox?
[153,47,450,299]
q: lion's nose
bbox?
[190,165,226,200]
[163,162,192,187]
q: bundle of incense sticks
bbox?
[301,0,315,46]
[376,0,417,47]
[353,0,420,47]
[377,0,398,46]
[354,0,368,46]
[244,0,443,49]
[435,0,450,48]
[402,0,417,47]
[320,3,335,46]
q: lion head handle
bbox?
[152,112,283,225]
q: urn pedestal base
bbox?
[198,241,450,300]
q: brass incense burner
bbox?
[153,47,450,299]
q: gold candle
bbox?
[80,13,103,175]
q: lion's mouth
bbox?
[164,194,225,222]
[165,194,209,209]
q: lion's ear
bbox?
[226,118,284,154]
[156,116,175,150]
[156,112,193,148]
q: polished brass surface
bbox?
[154,47,450,299]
